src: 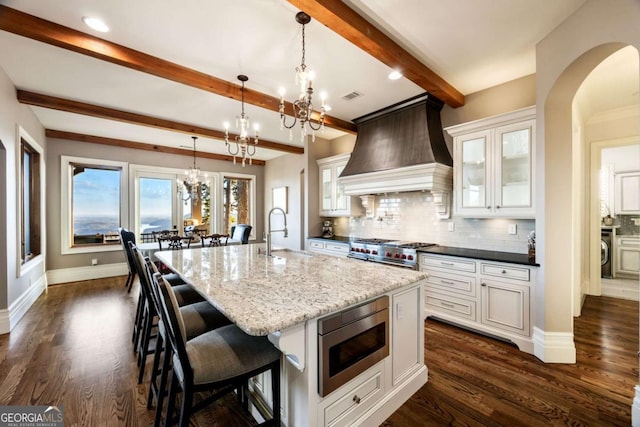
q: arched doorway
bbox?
[536,42,639,363]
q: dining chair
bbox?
[142,259,232,426]
[130,243,209,384]
[119,228,137,292]
[157,275,282,427]
[200,233,229,247]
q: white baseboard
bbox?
[633,385,640,427]
[47,263,128,285]
[0,274,47,334]
[532,327,576,363]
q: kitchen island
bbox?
[155,244,428,426]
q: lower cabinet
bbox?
[391,286,422,386]
[320,363,386,427]
[308,239,350,257]
[615,236,640,277]
[420,253,535,353]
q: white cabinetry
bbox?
[308,238,349,257]
[391,286,422,386]
[616,236,640,277]
[446,107,535,218]
[317,154,363,217]
[615,171,640,214]
[420,253,535,353]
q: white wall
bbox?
[0,65,46,332]
[536,0,640,363]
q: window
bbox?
[223,174,255,236]
[61,156,128,254]
[71,165,122,246]
[132,166,216,242]
[20,137,41,264]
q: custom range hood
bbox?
[339,93,453,200]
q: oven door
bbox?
[318,302,389,397]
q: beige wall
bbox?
[0,66,46,309]
[536,0,640,361]
[46,137,266,271]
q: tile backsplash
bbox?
[330,192,535,254]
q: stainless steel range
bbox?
[348,238,436,270]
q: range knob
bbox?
[407,255,414,260]
[365,249,371,254]
[386,252,392,257]
[401,254,407,259]
[372,250,378,255]
[394,253,400,258]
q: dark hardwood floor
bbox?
[0,276,636,426]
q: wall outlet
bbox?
[448,222,455,232]
[508,224,517,235]
[91,258,98,266]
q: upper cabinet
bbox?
[317,154,363,217]
[615,171,640,215]
[446,107,536,218]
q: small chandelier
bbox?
[278,11,327,142]
[224,74,259,167]
[177,136,204,203]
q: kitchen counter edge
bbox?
[417,245,539,267]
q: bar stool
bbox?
[156,275,282,427]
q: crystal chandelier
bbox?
[224,75,259,167]
[177,136,203,203]
[278,11,327,142]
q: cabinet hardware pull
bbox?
[481,283,487,287]
[353,395,361,404]
[441,261,454,266]
[496,205,501,209]
[487,206,491,209]
[501,270,507,274]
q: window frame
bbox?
[60,156,128,255]
[130,164,218,240]
[16,127,45,277]
[221,172,256,239]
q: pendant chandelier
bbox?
[224,74,259,167]
[278,11,327,142]
[177,136,203,202]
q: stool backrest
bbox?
[119,228,137,273]
[231,224,252,244]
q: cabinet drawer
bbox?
[425,291,476,322]
[619,237,640,248]
[480,263,530,282]
[310,240,324,250]
[425,270,476,297]
[420,255,476,273]
[325,242,349,254]
[323,364,385,427]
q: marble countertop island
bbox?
[155,244,427,336]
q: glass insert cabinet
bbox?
[447,107,536,218]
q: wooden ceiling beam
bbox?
[45,129,266,165]
[18,90,304,155]
[0,5,356,134]
[287,0,465,108]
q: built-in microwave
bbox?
[317,295,390,397]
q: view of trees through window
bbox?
[72,165,121,245]
[223,177,251,235]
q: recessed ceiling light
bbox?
[388,70,403,80]
[82,16,109,33]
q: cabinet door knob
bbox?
[496,205,501,209]
[353,395,361,404]
[487,206,491,209]
[481,283,487,287]
[501,269,507,274]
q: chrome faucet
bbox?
[266,207,288,256]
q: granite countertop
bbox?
[308,235,352,243]
[155,244,426,336]
[417,245,539,267]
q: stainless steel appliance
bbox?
[601,230,612,278]
[318,295,389,397]
[322,220,334,238]
[348,238,436,270]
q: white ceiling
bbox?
[2,0,630,162]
